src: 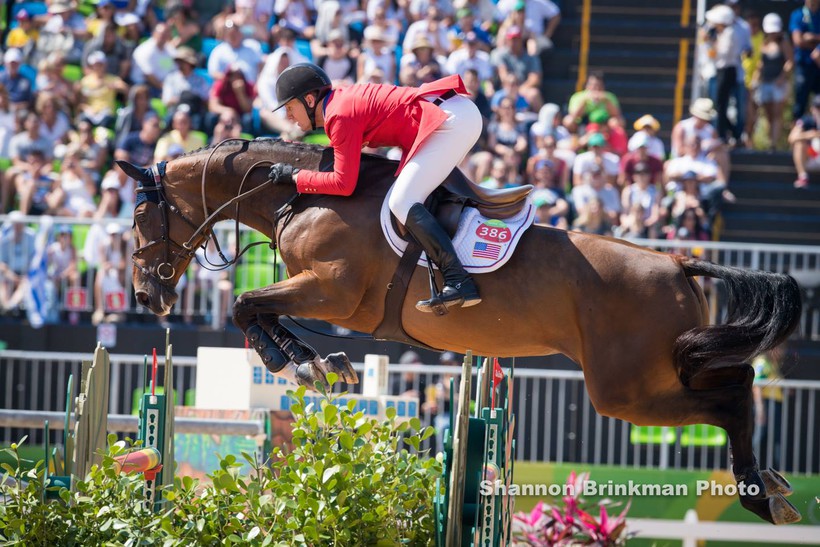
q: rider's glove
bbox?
[269,163,299,185]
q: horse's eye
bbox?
[136,213,146,225]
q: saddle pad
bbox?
[380,187,536,274]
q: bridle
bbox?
[131,138,299,290]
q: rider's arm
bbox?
[295,116,364,196]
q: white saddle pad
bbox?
[380,187,536,274]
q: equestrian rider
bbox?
[268,63,482,312]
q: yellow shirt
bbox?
[154,129,207,161]
[753,354,783,402]
[6,28,38,49]
[744,31,765,88]
[80,73,122,115]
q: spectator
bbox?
[207,16,264,85]
[0,211,35,312]
[274,0,316,39]
[115,12,142,50]
[727,0,753,146]
[166,5,204,51]
[399,35,445,87]
[619,132,664,188]
[496,0,560,53]
[403,4,449,57]
[9,112,53,166]
[6,10,39,54]
[86,0,117,38]
[665,136,719,188]
[669,170,708,224]
[530,103,571,154]
[91,222,129,325]
[490,72,529,114]
[78,50,129,128]
[391,350,429,406]
[564,72,623,133]
[751,13,792,151]
[571,167,621,227]
[0,49,34,112]
[154,106,207,160]
[162,47,211,129]
[671,97,731,182]
[430,351,458,453]
[704,4,742,144]
[130,23,177,93]
[36,93,71,150]
[742,10,764,144]
[445,31,495,83]
[620,162,661,238]
[449,7,492,52]
[572,195,612,235]
[526,134,568,189]
[480,157,516,188]
[752,345,785,470]
[491,25,542,111]
[211,111,243,144]
[34,53,77,110]
[789,0,820,122]
[115,111,163,168]
[257,47,308,137]
[32,3,86,66]
[42,0,90,41]
[312,1,350,59]
[666,206,709,242]
[453,0,497,27]
[572,132,620,187]
[0,85,15,160]
[531,163,569,228]
[357,25,397,84]
[13,149,58,216]
[82,22,131,80]
[209,65,255,130]
[316,30,356,86]
[47,225,79,303]
[463,67,492,122]
[628,115,665,160]
[582,111,627,157]
[114,85,155,148]
[789,94,820,188]
[94,172,125,219]
[66,120,107,183]
[185,236,235,327]
[487,96,528,170]
[51,148,97,218]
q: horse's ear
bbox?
[115,160,153,185]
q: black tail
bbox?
[675,259,802,385]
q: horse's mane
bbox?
[180,137,329,163]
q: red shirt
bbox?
[211,77,255,115]
[619,151,664,185]
[296,75,467,196]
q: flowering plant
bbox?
[511,471,632,546]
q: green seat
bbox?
[63,64,83,82]
[239,230,274,263]
[630,425,676,445]
[0,157,11,171]
[240,132,254,140]
[184,389,196,406]
[234,263,275,295]
[680,424,727,447]
[302,131,330,145]
[150,97,167,120]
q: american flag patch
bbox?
[472,241,501,260]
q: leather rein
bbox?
[131,138,298,289]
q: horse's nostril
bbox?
[135,291,150,307]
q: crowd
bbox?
[0,0,782,325]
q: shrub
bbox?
[0,375,441,546]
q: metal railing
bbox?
[2,350,818,475]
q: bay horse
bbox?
[120,138,802,525]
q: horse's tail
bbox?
[675,259,802,385]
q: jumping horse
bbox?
[121,138,803,525]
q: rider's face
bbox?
[284,98,311,131]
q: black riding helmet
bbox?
[273,63,332,130]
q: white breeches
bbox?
[388,94,483,223]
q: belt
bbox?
[433,90,458,106]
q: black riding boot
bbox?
[404,202,481,312]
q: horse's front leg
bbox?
[232,272,359,390]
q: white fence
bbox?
[2,350,818,475]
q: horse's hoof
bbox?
[761,468,794,497]
[740,493,802,524]
[315,353,359,385]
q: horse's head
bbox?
[119,160,200,316]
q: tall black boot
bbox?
[404,202,481,312]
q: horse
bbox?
[120,138,802,525]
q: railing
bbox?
[2,350,818,475]
[2,216,819,338]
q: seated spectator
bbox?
[130,23,177,94]
[496,0,560,53]
[115,111,163,169]
[6,10,39,54]
[42,0,90,42]
[274,0,317,39]
[66,120,107,183]
[490,73,530,114]
[620,163,661,238]
[166,5,204,51]
[82,22,131,81]
[619,133,664,188]
[526,134,568,189]
[9,112,53,166]
[115,12,142,50]
[0,84,15,160]
[445,31,495,83]
[114,85,155,148]
[32,3,86,67]
[211,111,243,144]
[752,13,791,151]
[571,167,621,227]
[487,97,528,169]
[399,35,446,87]
[36,93,71,150]
[666,206,710,242]
[358,26,397,84]
[463,67,492,121]
[669,170,708,223]
[564,72,623,133]
[448,7,493,52]
[789,94,820,188]
[85,0,117,38]
[0,211,35,312]
[13,149,59,216]
[35,53,77,110]
[0,49,34,112]
[491,25,542,110]
[257,47,308,137]
[572,133,620,187]
[94,172,125,219]
[530,103,571,155]
[533,185,569,229]
[671,97,730,182]
[78,51,129,128]
[572,195,612,235]
[154,106,207,160]
[91,222,129,325]
[582,111,627,156]
[665,136,719,187]
[51,148,97,218]
[403,4,448,57]
[162,47,211,130]
[480,157,516,189]
[209,66,255,131]
[316,30,357,86]
[208,16,264,85]
[312,1,351,59]
[629,114,666,160]
[47,225,79,302]
[453,0,498,27]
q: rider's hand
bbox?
[269,163,298,185]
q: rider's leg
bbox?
[388,94,483,312]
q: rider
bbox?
[267,63,482,313]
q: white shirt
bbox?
[39,113,71,148]
[628,131,665,160]
[665,156,719,182]
[207,41,263,84]
[403,20,450,54]
[571,184,621,214]
[573,150,620,178]
[130,39,177,85]
[714,25,742,70]
[445,47,494,81]
[274,0,316,34]
[496,0,559,34]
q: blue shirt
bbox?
[790,6,820,65]
[0,70,32,104]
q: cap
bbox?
[535,158,555,170]
[114,11,140,26]
[327,28,346,43]
[632,131,650,148]
[363,25,391,43]
[399,350,422,364]
[682,170,699,181]
[167,143,185,157]
[15,9,31,20]
[57,224,72,234]
[513,0,526,10]
[96,0,114,8]
[762,13,782,34]
[633,114,660,131]
[411,34,434,51]
[106,222,123,235]
[506,25,523,39]
[4,48,22,64]
[439,351,459,364]
[456,7,473,18]
[101,176,120,190]
[588,132,607,147]
[48,0,75,14]
[533,188,557,208]
[705,5,734,26]
[588,109,610,124]
[87,50,106,66]
[173,46,198,66]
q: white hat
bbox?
[632,131,650,148]
[106,222,123,235]
[363,25,391,43]
[706,5,734,26]
[114,12,140,26]
[48,0,75,14]
[4,48,22,64]
[689,97,717,120]
[762,13,782,34]
[101,175,120,191]
[87,50,106,66]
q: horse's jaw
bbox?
[134,277,179,317]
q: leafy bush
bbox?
[1,375,441,546]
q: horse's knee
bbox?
[232,293,254,328]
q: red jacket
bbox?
[296,75,467,196]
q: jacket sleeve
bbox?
[295,115,364,196]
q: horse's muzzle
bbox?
[135,281,178,316]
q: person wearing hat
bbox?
[402,4,449,58]
[358,25,397,84]
[399,34,445,87]
[789,0,820,121]
[497,0,561,53]
[704,4,742,143]
[162,46,210,127]
[671,97,731,183]
[0,49,33,111]
[532,164,569,228]
[619,131,664,187]
[315,29,356,86]
[91,220,129,325]
[444,30,494,82]
[78,49,129,127]
[629,115,665,160]
[621,160,661,238]
[491,24,543,111]
[571,167,620,234]
[268,63,484,312]
[43,0,90,40]
[664,136,719,193]
[573,131,620,187]
[788,94,820,188]
[449,7,492,51]
[86,0,117,38]
[749,13,792,151]
[6,9,39,50]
